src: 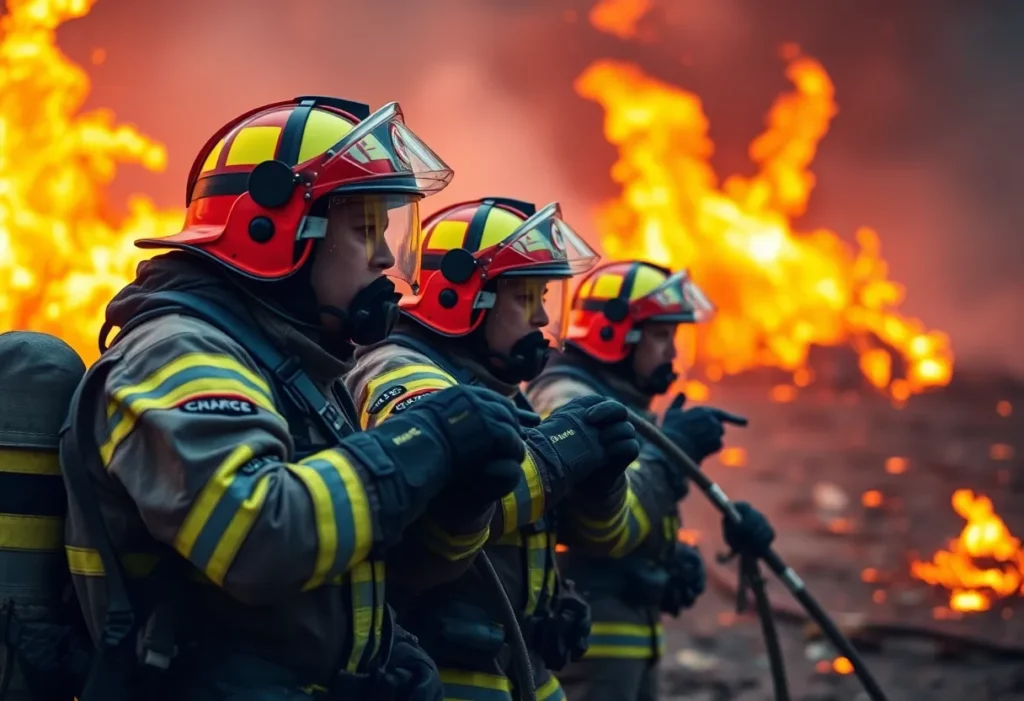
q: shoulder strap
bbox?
[109,291,352,442]
[61,366,138,699]
[529,362,615,400]
[385,333,478,386]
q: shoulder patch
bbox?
[368,385,407,415]
[390,390,433,415]
[178,395,257,416]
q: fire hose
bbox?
[622,407,892,701]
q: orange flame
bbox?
[588,0,651,40]
[575,48,954,398]
[910,489,1024,612]
[0,0,180,365]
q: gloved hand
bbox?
[527,395,640,494]
[408,385,525,504]
[722,501,776,559]
[661,542,706,616]
[660,394,748,465]
[381,626,444,701]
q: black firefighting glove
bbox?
[345,385,524,547]
[661,542,707,616]
[410,385,525,502]
[381,625,443,701]
[722,502,776,560]
[526,395,640,497]
[661,394,748,465]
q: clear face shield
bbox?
[327,193,422,291]
[482,202,600,350]
[632,271,715,378]
[490,276,571,350]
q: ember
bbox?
[911,489,1024,612]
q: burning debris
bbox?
[911,489,1024,613]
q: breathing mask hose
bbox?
[477,552,537,701]
[623,408,890,701]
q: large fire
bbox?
[0,0,180,365]
[576,39,954,399]
[911,489,1024,613]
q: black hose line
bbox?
[624,407,890,701]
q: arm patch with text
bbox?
[368,385,407,415]
[178,395,257,416]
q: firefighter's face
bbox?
[633,322,681,380]
[309,198,396,324]
[484,276,552,356]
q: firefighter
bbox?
[346,198,650,701]
[57,97,526,701]
[526,260,776,701]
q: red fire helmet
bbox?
[136,96,453,281]
[401,197,600,348]
[566,260,715,363]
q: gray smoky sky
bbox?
[51,0,1024,376]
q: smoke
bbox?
[52,0,1024,375]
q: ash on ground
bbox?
[659,364,1024,701]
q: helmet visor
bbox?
[488,202,600,278]
[320,102,453,196]
[633,270,716,323]
[328,193,422,288]
[489,276,571,350]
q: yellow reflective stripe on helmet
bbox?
[225,125,282,166]
[100,353,278,466]
[297,109,355,164]
[346,560,374,672]
[0,514,62,550]
[629,263,669,301]
[200,136,227,174]
[426,220,470,252]
[590,273,624,300]
[0,449,60,475]
[536,675,564,701]
[65,545,161,578]
[477,207,528,250]
[293,449,373,587]
[499,449,545,536]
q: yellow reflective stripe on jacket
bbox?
[524,530,551,616]
[0,449,61,475]
[359,363,456,429]
[346,560,375,673]
[536,675,565,701]
[583,621,664,660]
[499,449,545,536]
[173,444,273,585]
[371,560,386,659]
[440,669,513,701]
[100,353,279,466]
[418,516,491,562]
[608,489,652,558]
[291,450,373,588]
[65,545,161,578]
[0,514,63,550]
